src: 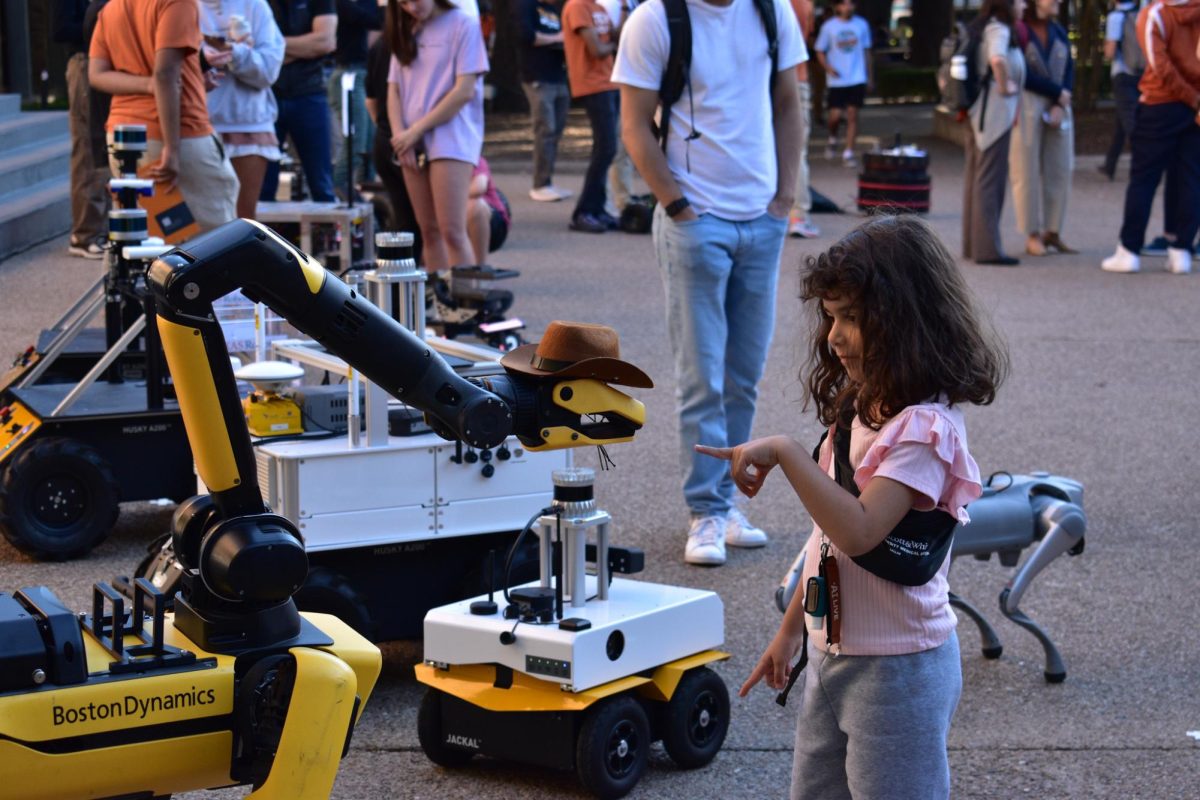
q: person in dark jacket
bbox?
[329,0,381,198]
[260,0,338,203]
[517,0,573,202]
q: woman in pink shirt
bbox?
[385,0,489,270]
[699,216,1009,800]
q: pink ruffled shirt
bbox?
[801,401,982,656]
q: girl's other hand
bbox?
[695,436,782,498]
[739,631,802,696]
[391,127,422,158]
[394,148,418,169]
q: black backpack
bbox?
[937,20,988,116]
[657,0,779,153]
[1119,8,1146,75]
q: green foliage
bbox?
[20,98,68,111]
[874,66,940,104]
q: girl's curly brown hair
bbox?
[801,215,1009,429]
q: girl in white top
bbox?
[198,0,285,220]
[698,215,1009,799]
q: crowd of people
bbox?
[55,0,511,272]
[40,1,1200,799]
[962,0,1199,272]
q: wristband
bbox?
[665,196,691,218]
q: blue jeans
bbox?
[575,90,618,218]
[260,91,336,202]
[1119,102,1200,252]
[652,205,788,516]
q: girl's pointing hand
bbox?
[695,437,783,498]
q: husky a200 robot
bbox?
[0,219,647,800]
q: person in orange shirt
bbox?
[562,0,617,233]
[89,0,238,232]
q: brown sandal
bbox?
[1042,233,1078,254]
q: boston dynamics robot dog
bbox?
[0,219,646,799]
[777,471,1086,682]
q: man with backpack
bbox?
[1102,0,1200,275]
[1100,0,1144,180]
[613,0,806,566]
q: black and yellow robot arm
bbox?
[148,218,646,519]
[149,219,517,519]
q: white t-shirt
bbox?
[611,0,806,220]
[815,14,871,88]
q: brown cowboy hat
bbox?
[500,321,653,388]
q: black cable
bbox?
[987,471,1015,492]
[503,505,558,605]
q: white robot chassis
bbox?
[776,472,1086,682]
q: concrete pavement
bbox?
[1,105,1198,798]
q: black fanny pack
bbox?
[819,425,957,587]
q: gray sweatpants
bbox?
[790,633,961,800]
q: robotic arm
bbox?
[150,218,644,510]
[147,219,645,648]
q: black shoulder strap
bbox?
[752,0,779,98]
[831,425,858,496]
[658,0,691,153]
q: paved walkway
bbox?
[1,103,1197,799]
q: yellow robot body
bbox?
[0,608,379,800]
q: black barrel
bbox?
[857,151,931,214]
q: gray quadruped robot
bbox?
[416,467,731,800]
[776,471,1086,682]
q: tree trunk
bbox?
[490,0,528,112]
[910,0,955,67]
[1072,0,1106,111]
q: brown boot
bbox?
[1042,232,1078,254]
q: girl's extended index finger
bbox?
[738,662,767,697]
[695,444,733,460]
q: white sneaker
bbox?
[726,506,769,548]
[551,184,574,201]
[1166,247,1193,275]
[788,212,821,239]
[529,185,565,202]
[68,237,106,259]
[684,515,727,566]
[1101,245,1140,274]
[842,149,857,169]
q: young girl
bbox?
[698,216,1009,800]
[385,0,489,270]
